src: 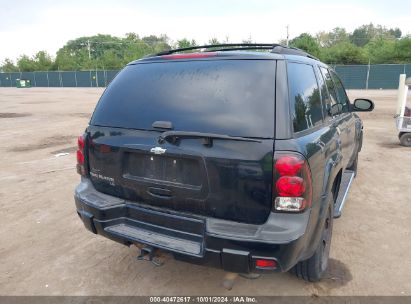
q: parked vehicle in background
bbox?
[395,76,411,147]
[74,44,374,282]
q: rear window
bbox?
[91,60,276,138]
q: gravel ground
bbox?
[0,88,410,296]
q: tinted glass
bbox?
[331,71,350,112]
[320,67,339,110]
[315,66,332,117]
[288,62,323,132]
[91,60,276,138]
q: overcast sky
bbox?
[0,0,410,63]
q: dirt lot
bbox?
[0,88,410,296]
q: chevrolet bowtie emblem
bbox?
[150,147,167,155]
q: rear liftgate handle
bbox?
[147,187,172,199]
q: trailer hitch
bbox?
[136,245,164,267]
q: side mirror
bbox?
[352,99,374,112]
[405,77,411,86]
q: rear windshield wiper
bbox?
[158,131,262,146]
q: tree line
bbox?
[1,23,410,72]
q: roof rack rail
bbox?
[271,45,319,60]
[203,46,276,52]
[156,44,281,56]
[154,43,319,60]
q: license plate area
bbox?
[123,152,202,187]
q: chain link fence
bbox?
[334,64,411,89]
[0,70,119,88]
[1,64,411,89]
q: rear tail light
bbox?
[272,152,312,212]
[275,155,304,176]
[276,176,305,197]
[76,135,87,176]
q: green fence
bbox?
[0,65,410,89]
[334,64,410,89]
[0,70,119,88]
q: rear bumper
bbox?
[75,178,312,273]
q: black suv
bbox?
[75,44,374,281]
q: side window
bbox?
[330,71,350,113]
[315,66,332,119]
[288,62,324,133]
[320,67,339,116]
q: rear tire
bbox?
[291,203,333,282]
[400,133,411,147]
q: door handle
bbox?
[314,140,326,152]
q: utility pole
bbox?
[365,58,371,90]
[286,25,289,46]
[87,40,91,59]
